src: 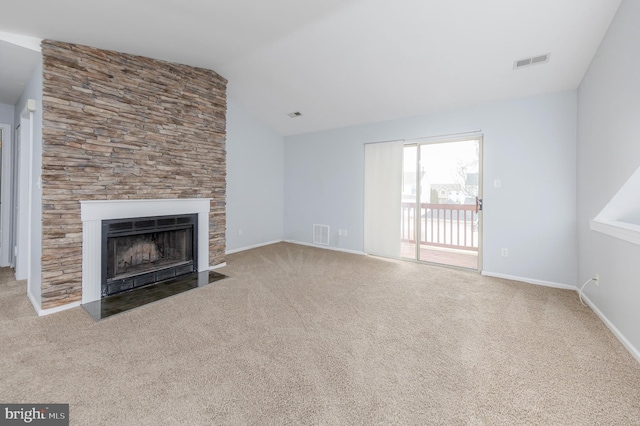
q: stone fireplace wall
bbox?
[41,40,227,309]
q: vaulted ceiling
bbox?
[0,0,622,135]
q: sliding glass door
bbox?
[401,138,482,270]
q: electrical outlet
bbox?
[238,229,243,236]
[343,229,348,237]
[501,248,508,257]
[594,273,599,286]
[338,229,343,236]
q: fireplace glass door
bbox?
[102,214,197,296]
[108,229,192,279]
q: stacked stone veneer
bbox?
[41,40,227,309]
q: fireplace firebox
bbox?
[102,214,198,297]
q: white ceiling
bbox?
[0,38,41,105]
[0,0,622,136]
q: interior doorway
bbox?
[10,125,20,269]
[0,126,2,261]
[401,137,482,270]
[0,123,12,268]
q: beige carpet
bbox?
[1,242,639,425]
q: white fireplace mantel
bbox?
[80,198,211,304]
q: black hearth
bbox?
[102,214,197,297]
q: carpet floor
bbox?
[1,242,639,425]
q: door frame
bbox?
[0,121,23,271]
[407,135,483,271]
[0,123,11,267]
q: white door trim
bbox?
[0,123,12,267]
[15,99,36,281]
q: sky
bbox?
[403,139,479,184]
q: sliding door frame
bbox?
[406,135,484,271]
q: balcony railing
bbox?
[401,202,478,251]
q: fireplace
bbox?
[102,214,197,297]
[81,198,213,304]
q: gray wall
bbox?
[285,91,577,286]
[0,103,14,125]
[577,0,640,358]
[226,99,284,252]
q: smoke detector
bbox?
[513,53,551,70]
[287,111,303,118]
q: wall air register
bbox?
[313,224,330,246]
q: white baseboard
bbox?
[285,240,366,256]
[225,240,284,255]
[208,262,227,270]
[38,301,82,316]
[580,292,640,365]
[27,287,40,314]
[482,271,639,365]
[28,289,81,317]
[481,271,576,290]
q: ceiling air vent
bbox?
[513,53,550,70]
[531,54,549,64]
[313,224,330,246]
[287,111,303,118]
